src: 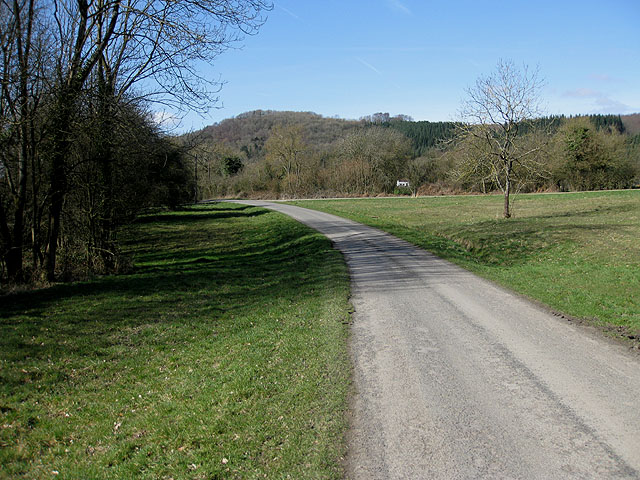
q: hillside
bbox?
[187,110,639,161]
[193,110,363,160]
[622,113,640,135]
[187,110,459,160]
[181,110,640,200]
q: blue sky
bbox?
[169,0,640,131]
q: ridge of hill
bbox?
[186,110,640,161]
[195,110,362,159]
[187,110,460,159]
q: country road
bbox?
[229,200,640,479]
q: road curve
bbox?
[229,200,640,479]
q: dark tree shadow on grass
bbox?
[0,204,344,389]
[132,205,267,225]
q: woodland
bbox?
[0,0,270,284]
[184,110,640,201]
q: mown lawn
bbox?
[0,203,351,479]
[289,190,640,337]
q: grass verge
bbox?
[289,190,640,340]
[0,203,351,479]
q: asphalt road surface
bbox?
[230,200,640,479]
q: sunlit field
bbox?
[290,190,640,338]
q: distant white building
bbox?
[396,180,410,187]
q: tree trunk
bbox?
[2,196,22,280]
[8,166,27,280]
[31,137,43,272]
[11,89,32,282]
[96,76,117,271]
[503,189,511,218]
[4,143,29,281]
[503,162,512,219]
[45,95,73,281]
[45,164,65,281]
[4,0,35,282]
[0,196,12,277]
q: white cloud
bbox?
[151,111,181,129]
[562,88,634,113]
[564,88,600,98]
[593,96,634,113]
[386,0,412,15]
[588,73,621,83]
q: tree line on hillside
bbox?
[185,110,640,202]
[0,0,271,285]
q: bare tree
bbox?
[41,0,271,280]
[405,156,438,197]
[0,0,50,280]
[0,0,271,281]
[337,126,411,194]
[264,124,308,196]
[457,59,547,218]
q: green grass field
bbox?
[0,203,351,479]
[290,190,640,337]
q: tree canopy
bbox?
[456,59,548,218]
